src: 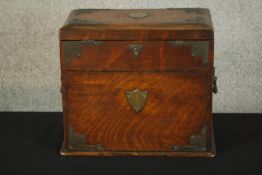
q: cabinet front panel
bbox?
[65,72,208,151]
[61,41,210,71]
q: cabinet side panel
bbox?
[60,41,69,148]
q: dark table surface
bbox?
[0,113,261,175]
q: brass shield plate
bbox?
[126,89,148,112]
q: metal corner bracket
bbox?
[64,40,103,64]
[169,40,209,65]
[171,123,207,152]
[68,126,104,151]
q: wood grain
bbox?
[60,8,213,40]
[60,29,213,41]
[59,8,215,157]
[65,72,208,151]
[61,41,211,71]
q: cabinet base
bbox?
[59,129,216,157]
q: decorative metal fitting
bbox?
[169,40,209,65]
[171,124,207,152]
[128,44,143,57]
[213,76,218,94]
[64,40,103,64]
[126,88,148,112]
[128,12,149,19]
[68,126,104,151]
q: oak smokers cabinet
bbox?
[59,8,217,157]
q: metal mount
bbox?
[171,124,207,152]
[68,126,104,151]
[169,40,209,65]
[64,40,103,64]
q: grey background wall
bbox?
[0,0,262,112]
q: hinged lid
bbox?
[60,8,213,41]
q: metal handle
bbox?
[213,76,218,94]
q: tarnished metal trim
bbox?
[128,44,144,57]
[68,18,105,25]
[126,88,148,112]
[171,145,207,152]
[68,126,85,147]
[64,40,102,64]
[128,12,149,19]
[213,76,218,94]
[68,144,104,151]
[73,9,112,16]
[73,9,99,15]
[189,123,207,146]
[171,124,207,152]
[68,126,104,151]
[166,8,206,15]
[169,40,209,64]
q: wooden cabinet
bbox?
[59,8,216,157]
